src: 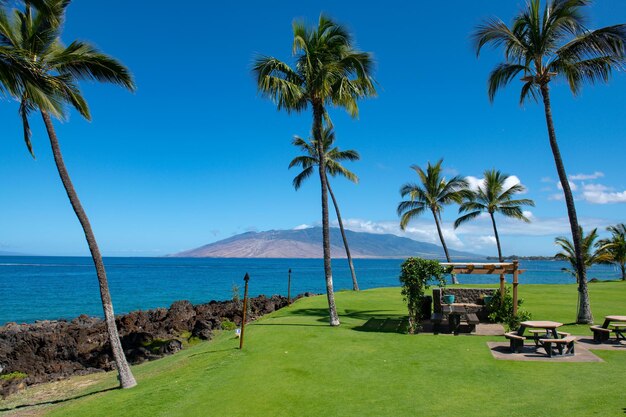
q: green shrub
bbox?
[399,257,447,334]
[486,288,531,331]
[232,284,241,307]
[0,372,27,381]
[220,319,237,331]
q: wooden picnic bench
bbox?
[590,325,612,342]
[431,311,479,335]
[504,332,526,353]
[539,336,576,357]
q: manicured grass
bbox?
[5,281,626,417]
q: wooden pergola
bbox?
[440,261,524,315]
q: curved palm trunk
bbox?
[490,212,503,262]
[41,111,137,388]
[540,84,593,324]
[313,104,340,326]
[432,208,458,284]
[621,264,625,281]
[326,178,358,291]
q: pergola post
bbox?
[499,273,505,304]
[512,261,519,316]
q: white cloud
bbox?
[335,216,617,256]
[540,177,554,183]
[476,236,497,245]
[570,172,604,181]
[581,186,626,204]
[465,176,485,191]
[556,180,577,191]
[339,218,466,249]
[465,174,525,194]
[293,224,313,230]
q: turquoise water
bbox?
[0,256,620,324]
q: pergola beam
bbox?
[440,260,522,316]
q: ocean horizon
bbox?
[0,256,620,325]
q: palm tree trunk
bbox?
[621,264,625,281]
[326,178,358,291]
[432,209,458,284]
[490,212,503,262]
[41,111,137,388]
[540,84,593,324]
[313,104,340,326]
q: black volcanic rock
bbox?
[0,293,302,396]
[172,227,482,259]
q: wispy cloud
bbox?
[293,224,313,230]
[556,180,577,191]
[581,183,626,204]
[570,172,605,181]
[465,174,526,194]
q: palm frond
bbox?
[487,63,529,102]
[292,166,314,190]
[48,41,135,91]
[454,210,482,229]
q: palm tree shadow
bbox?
[188,347,240,358]
[0,386,118,412]
[353,317,409,334]
[285,308,404,325]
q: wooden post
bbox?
[287,268,291,305]
[239,273,250,350]
[512,261,519,316]
[499,273,505,304]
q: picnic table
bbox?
[439,304,479,335]
[590,315,626,343]
[518,320,563,339]
[504,320,575,356]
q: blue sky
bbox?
[1,0,625,257]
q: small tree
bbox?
[399,257,447,334]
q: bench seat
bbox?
[504,332,525,353]
[590,325,612,343]
[465,313,479,325]
[539,336,576,357]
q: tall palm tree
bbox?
[254,15,376,326]
[289,126,360,291]
[473,0,626,324]
[555,227,612,282]
[0,0,137,388]
[599,224,626,280]
[397,160,469,284]
[454,170,535,261]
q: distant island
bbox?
[485,255,557,261]
[171,227,484,260]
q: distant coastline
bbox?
[485,255,557,261]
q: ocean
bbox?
[0,256,620,324]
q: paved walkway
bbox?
[488,335,626,362]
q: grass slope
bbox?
[4,282,626,417]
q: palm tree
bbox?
[473,0,626,324]
[397,160,469,284]
[555,227,612,282]
[454,170,535,261]
[289,126,360,291]
[0,1,137,388]
[254,15,376,326]
[599,224,626,280]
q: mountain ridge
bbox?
[171,227,483,259]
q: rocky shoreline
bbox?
[0,293,313,398]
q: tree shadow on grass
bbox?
[188,347,240,358]
[280,307,408,330]
[353,317,409,334]
[0,386,118,412]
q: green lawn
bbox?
[4,282,626,417]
